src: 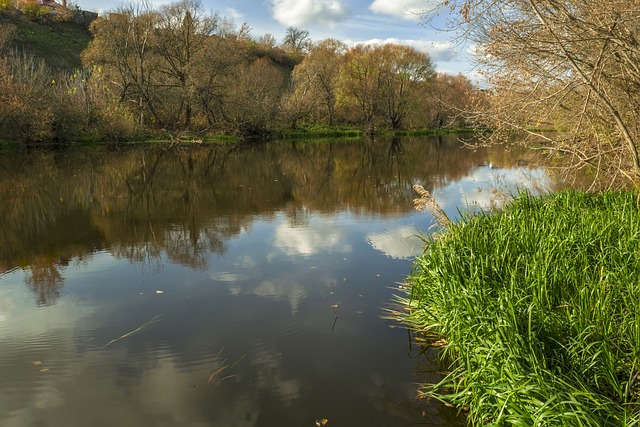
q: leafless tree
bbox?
[425,0,640,188]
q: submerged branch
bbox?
[104,314,161,348]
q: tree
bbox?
[0,49,53,141]
[223,57,285,135]
[153,0,219,127]
[376,44,434,129]
[426,0,640,185]
[280,38,345,128]
[338,43,434,132]
[338,44,384,134]
[306,38,345,125]
[282,26,310,56]
[425,73,476,129]
[82,1,161,127]
[279,66,317,129]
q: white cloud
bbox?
[366,226,424,259]
[225,7,245,23]
[352,37,459,62]
[369,0,438,21]
[272,0,350,27]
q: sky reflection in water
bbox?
[0,137,553,427]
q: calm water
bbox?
[0,137,552,427]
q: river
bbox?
[0,136,554,427]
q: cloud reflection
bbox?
[272,220,351,257]
[366,226,425,259]
[429,165,551,221]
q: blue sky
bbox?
[76,0,474,75]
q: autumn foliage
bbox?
[431,0,640,185]
[0,0,477,143]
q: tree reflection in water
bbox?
[25,258,65,306]
[0,136,548,306]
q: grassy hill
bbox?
[0,12,91,71]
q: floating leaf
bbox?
[32,361,42,366]
[40,368,50,373]
[315,419,328,426]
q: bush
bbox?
[0,0,16,11]
[0,50,53,141]
[20,0,45,18]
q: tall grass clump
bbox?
[398,191,640,426]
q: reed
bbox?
[396,191,640,426]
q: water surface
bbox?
[0,137,551,427]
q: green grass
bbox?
[383,128,481,137]
[0,139,21,148]
[277,125,483,140]
[277,124,364,139]
[1,13,91,71]
[396,191,640,426]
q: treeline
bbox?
[0,0,479,143]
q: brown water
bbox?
[0,137,552,427]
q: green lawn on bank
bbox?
[399,191,640,426]
[1,13,91,71]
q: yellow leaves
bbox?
[32,361,49,373]
[315,419,328,426]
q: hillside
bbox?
[0,12,91,71]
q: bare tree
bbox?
[154,0,220,127]
[82,0,162,126]
[282,26,310,55]
[425,0,640,187]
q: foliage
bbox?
[43,65,135,141]
[425,0,640,185]
[0,0,15,12]
[424,73,478,129]
[224,57,285,136]
[0,1,478,143]
[397,191,640,426]
[337,43,436,133]
[20,0,45,19]
[0,49,53,141]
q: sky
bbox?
[75,0,475,76]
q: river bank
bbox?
[397,190,640,426]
